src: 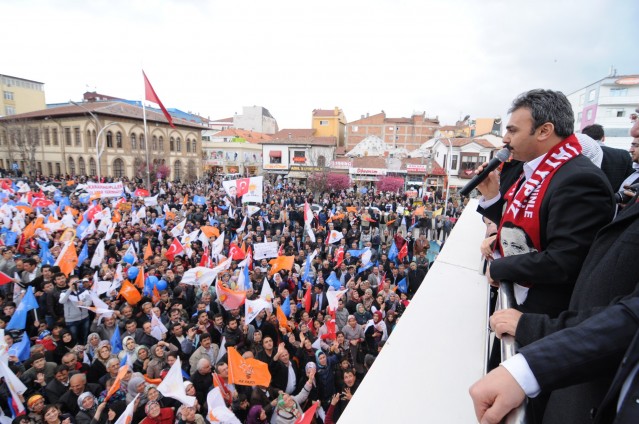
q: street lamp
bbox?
[442,137,453,204]
[70,100,116,181]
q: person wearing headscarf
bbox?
[146,342,178,379]
[118,336,137,367]
[85,333,101,362]
[246,405,268,424]
[175,405,205,424]
[126,373,147,403]
[87,341,116,383]
[315,349,338,411]
[75,392,116,424]
[271,370,315,424]
[354,304,371,325]
[139,400,174,424]
[132,345,150,374]
[55,330,78,363]
[27,394,45,424]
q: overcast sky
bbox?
[3,0,637,129]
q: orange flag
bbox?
[227,347,271,387]
[144,240,153,260]
[22,222,36,240]
[346,206,357,213]
[112,210,121,223]
[200,225,219,238]
[119,280,142,305]
[57,242,78,276]
[165,210,176,220]
[105,363,128,401]
[134,266,145,289]
[215,280,246,310]
[268,256,294,276]
[412,206,425,217]
[276,306,290,331]
[152,285,161,304]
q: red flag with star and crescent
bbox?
[165,238,184,262]
[236,178,250,197]
[229,243,246,261]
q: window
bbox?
[37,162,42,174]
[187,160,196,181]
[92,130,96,145]
[319,120,329,126]
[4,106,15,115]
[159,136,164,151]
[191,139,196,153]
[451,155,458,171]
[68,157,75,175]
[588,89,596,102]
[610,87,628,97]
[577,112,582,122]
[47,162,53,176]
[616,109,625,118]
[106,131,113,148]
[3,91,13,100]
[0,130,5,145]
[74,127,81,146]
[176,137,182,152]
[55,163,61,175]
[152,136,157,150]
[317,155,326,167]
[78,157,86,175]
[352,126,358,132]
[460,154,480,177]
[174,160,182,180]
[586,109,593,120]
[140,135,145,150]
[65,128,72,146]
[293,151,306,163]
[113,158,125,177]
[86,130,91,146]
[186,139,191,153]
[579,93,585,105]
[52,128,59,145]
[170,137,175,151]
[388,126,394,131]
[131,134,137,150]
[89,158,96,176]
[33,129,40,146]
[269,150,282,164]
[116,132,122,148]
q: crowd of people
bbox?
[0,172,463,424]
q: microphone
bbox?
[459,147,511,197]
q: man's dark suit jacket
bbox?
[600,145,634,192]
[479,154,615,317]
[514,200,639,424]
[519,297,639,424]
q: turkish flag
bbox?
[236,178,250,197]
[86,203,102,222]
[32,198,53,208]
[296,401,320,424]
[398,243,408,261]
[134,188,150,197]
[334,246,344,267]
[165,238,184,262]
[228,243,245,261]
[143,71,175,128]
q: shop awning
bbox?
[286,172,308,179]
[269,151,282,157]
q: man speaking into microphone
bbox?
[477,89,614,319]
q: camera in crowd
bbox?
[615,182,639,204]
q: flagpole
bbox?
[142,71,151,190]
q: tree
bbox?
[307,172,350,194]
[376,176,404,193]
[0,118,40,176]
[136,156,171,183]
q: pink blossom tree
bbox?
[376,176,404,193]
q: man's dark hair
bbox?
[582,124,605,141]
[200,332,211,342]
[509,89,574,138]
[125,319,136,327]
[23,258,37,267]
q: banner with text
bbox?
[253,241,279,260]
[85,182,124,198]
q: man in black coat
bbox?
[582,123,634,192]
[471,296,639,424]
[406,262,425,299]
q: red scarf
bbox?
[499,135,582,256]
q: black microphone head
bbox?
[495,147,511,163]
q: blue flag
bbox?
[76,219,89,238]
[6,287,39,330]
[120,353,128,367]
[78,193,90,204]
[357,261,374,275]
[154,217,166,229]
[209,217,219,226]
[348,249,363,258]
[281,297,291,317]
[388,242,399,264]
[397,277,408,294]
[111,326,122,354]
[326,271,341,291]
[193,195,206,205]
[4,231,17,247]
[58,196,71,208]
[301,253,313,287]
[8,332,31,362]
[77,242,89,266]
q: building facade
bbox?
[567,73,639,149]
[345,111,440,152]
[0,74,46,117]
[233,106,279,135]
[0,101,204,181]
[312,107,346,148]
[202,129,268,176]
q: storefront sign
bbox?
[263,164,288,170]
[289,165,324,172]
[331,160,353,169]
[349,168,387,176]
[407,164,429,173]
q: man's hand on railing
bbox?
[485,263,499,288]
[469,366,525,424]
[480,235,497,261]
[490,308,523,339]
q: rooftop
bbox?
[211,128,273,143]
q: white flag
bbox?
[171,219,186,238]
[0,360,27,413]
[206,387,241,424]
[260,278,274,312]
[124,244,138,264]
[114,394,139,424]
[181,266,217,287]
[90,240,106,268]
[211,232,225,256]
[244,298,270,324]
[361,247,372,266]
[80,220,96,240]
[144,195,159,207]
[150,311,168,341]
[157,357,196,407]
[326,289,347,311]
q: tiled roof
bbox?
[0,101,207,129]
[439,125,466,131]
[445,138,494,149]
[212,117,234,123]
[262,136,337,146]
[211,129,272,143]
[272,129,316,138]
[313,109,336,117]
[351,156,387,168]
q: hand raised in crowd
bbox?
[331,393,340,406]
